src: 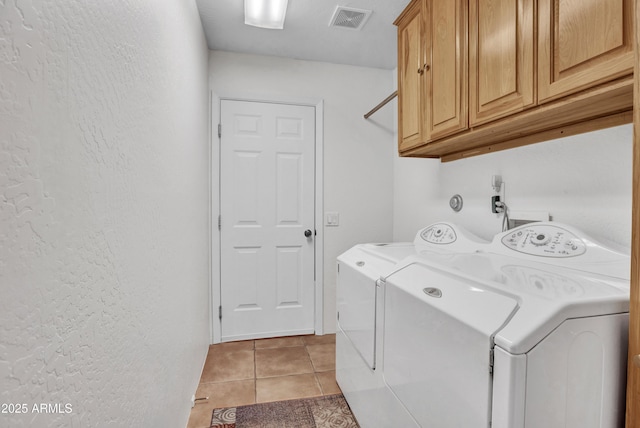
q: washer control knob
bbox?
[564,240,579,251]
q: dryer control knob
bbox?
[530,233,551,246]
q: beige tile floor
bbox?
[187,334,339,428]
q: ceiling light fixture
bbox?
[244,0,289,29]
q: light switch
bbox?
[326,212,340,227]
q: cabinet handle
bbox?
[417,64,430,75]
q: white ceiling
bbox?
[195,0,411,70]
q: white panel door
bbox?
[220,100,315,341]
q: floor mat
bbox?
[210,394,359,428]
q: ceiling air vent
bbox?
[329,6,372,30]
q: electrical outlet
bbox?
[491,195,501,213]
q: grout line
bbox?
[314,372,325,395]
[305,342,318,373]
[253,343,257,404]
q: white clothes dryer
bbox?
[382,222,630,428]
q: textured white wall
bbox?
[0,1,210,427]
[208,51,396,334]
[393,124,633,249]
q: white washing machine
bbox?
[336,223,487,428]
[383,222,630,428]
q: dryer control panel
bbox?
[420,223,457,244]
[501,224,586,257]
[415,222,488,253]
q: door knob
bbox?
[304,229,313,237]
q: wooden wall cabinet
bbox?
[396,0,634,161]
[469,0,535,125]
[538,0,633,103]
[395,0,467,152]
[426,0,468,139]
[396,0,425,152]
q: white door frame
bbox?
[210,92,324,344]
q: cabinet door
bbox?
[425,0,467,139]
[396,0,425,152]
[538,0,633,103]
[469,0,535,125]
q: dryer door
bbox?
[384,263,519,427]
[337,248,398,370]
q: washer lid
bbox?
[488,222,630,280]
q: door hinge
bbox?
[218,305,222,320]
[489,348,494,374]
[218,124,221,138]
[218,215,221,231]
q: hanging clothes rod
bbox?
[364,90,398,119]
